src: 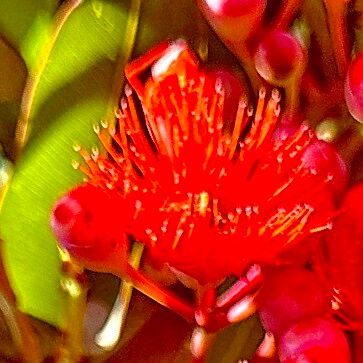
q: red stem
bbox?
[302,0,337,81]
[273,0,302,30]
[323,0,350,77]
[118,264,196,323]
[228,41,265,93]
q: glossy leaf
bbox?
[207,316,264,363]
[0,0,137,327]
[0,0,58,69]
[19,0,132,145]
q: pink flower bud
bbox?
[345,52,363,123]
[273,127,347,198]
[197,0,266,42]
[204,0,263,17]
[302,140,348,198]
[278,318,351,363]
[258,267,330,336]
[255,30,305,86]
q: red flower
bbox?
[315,181,363,330]
[51,40,336,286]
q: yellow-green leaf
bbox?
[0,0,58,69]
[0,0,138,327]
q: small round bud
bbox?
[302,140,348,198]
[278,318,351,363]
[255,30,305,86]
[345,52,363,123]
[273,125,347,198]
[258,267,330,336]
[205,0,263,17]
[51,184,130,269]
[198,0,266,42]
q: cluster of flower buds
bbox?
[50,0,363,361]
[198,0,363,127]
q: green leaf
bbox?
[0,0,58,69]
[17,0,136,148]
[0,0,139,327]
[24,0,204,144]
[207,316,264,363]
[133,0,203,57]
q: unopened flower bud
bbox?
[345,52,363,123]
